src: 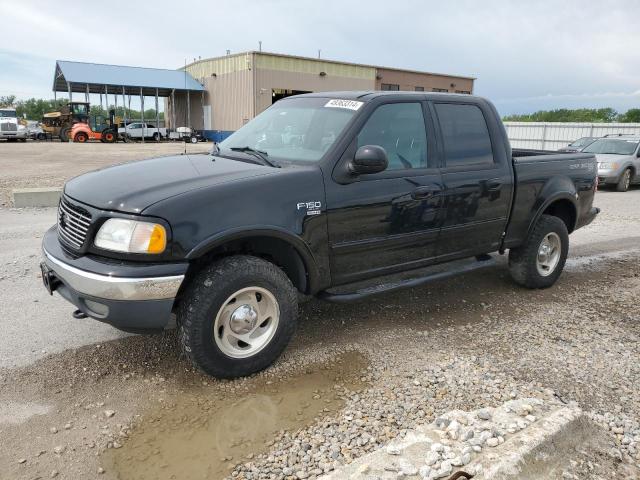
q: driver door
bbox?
[325,101,444,285]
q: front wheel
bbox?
[74,132,88,143]
[59,127,70,142]
[616,168,632,192]
[178,255,298,378]
[102,129,117,143]
[508,214,569,289]
[152,132,161,141]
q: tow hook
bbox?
[72,309,88,319]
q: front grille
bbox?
[1,123,17,132]
[57,197,92,249]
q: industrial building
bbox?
[172,51,475,140]
[52,53,475,142]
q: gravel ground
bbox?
[0,142,210,207]
[0,184,639,479]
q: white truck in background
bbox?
[118,122,166,141]
[0,108,28,141]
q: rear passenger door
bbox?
[432,102,513,258]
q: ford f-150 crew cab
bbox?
[41,92,599,378]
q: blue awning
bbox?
[53,60,204,97]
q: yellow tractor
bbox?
[41,102,90,142]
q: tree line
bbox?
[0,95,164,121]
[503,108,640,123]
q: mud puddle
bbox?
[102,351,369,480]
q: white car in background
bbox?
[118,122,166,141]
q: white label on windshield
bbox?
[324,99,364,111]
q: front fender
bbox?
[186,225,324,293]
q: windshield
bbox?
[0,110,17,118]
[583,138,639,155]
[569,137,594,148]
[218,97,359,162]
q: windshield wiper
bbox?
[229,146,280,168]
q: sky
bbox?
[1,0,639,116]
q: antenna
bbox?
[184,58,187,155]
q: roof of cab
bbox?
[294,91,482,102]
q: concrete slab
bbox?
[12,187,61,208]
[320,399,587,480]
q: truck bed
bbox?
[504,148,597,249]
[512,148,594,162]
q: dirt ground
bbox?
[0,142,210,207]
[1,247,639,479]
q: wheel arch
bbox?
[529,195,578,236]
[184,228,321,295]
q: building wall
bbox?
[375,68,474,93]
[182,52,475,133]
[203,71,253,130]
[254,53,376,115]
[254,71,374,114]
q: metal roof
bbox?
[53,60,204,97]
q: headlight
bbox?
[598,162,617,170]
[94,219,166,254]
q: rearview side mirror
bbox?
[349,145,388,175]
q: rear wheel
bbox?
[616,168,632,192]
[152,132,161,141]
[190,135,198,144]
[508,214,569,289]
[178,255,298,378]
[74,132,88,143]
[59,127,70,142]
[102,129,116,143]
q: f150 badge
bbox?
[297,201,322,216]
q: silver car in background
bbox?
[558,136,597,152]
[582,136,640,192]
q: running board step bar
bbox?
[318,255,496,303]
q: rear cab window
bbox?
[434,103,494,167]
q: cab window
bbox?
[435,103,494,167]
[357,103,428,170]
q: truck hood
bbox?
[64,154,275,213]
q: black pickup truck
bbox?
[41,92,599,378]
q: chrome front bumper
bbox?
[42,248,184,301]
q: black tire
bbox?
[616,168,632,192]
[508,214,569,289]
[102,129,117,143]
[59,127,70,142]
[74,132,88,143]
[153,132,161,141]
[190,135,198,144]
[19,138,27,142]
[178,255,298,379]
[36,133,46,141]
